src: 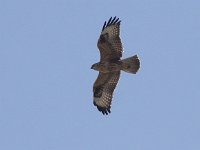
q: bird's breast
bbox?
[98,62,121,73]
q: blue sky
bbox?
[0,0,200,149]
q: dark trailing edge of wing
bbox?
[93,101,111,115]
[102,16,121,32]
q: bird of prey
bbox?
[91,17,140,115]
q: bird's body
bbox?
[91,17,140,115]
[91,61,121,73]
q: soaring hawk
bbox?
[91,17,140,115]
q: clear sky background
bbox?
[0,0,200,150]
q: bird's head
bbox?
[91,63,99,71]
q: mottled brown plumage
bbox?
[91,17,140,115]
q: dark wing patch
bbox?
[93,72,120,115]
[97,17,123,62]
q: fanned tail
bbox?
[121,55,140,74]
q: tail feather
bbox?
[121,55,140,74]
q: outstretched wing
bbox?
[97,17,123,62]
[93,72,120,115]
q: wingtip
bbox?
[100,107,111,115]
[101,16,121,31]
[94,103,111,115]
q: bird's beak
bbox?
[91,66,93,69]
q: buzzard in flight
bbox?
[91,17,140,115]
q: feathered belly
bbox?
[98,62,121,73]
